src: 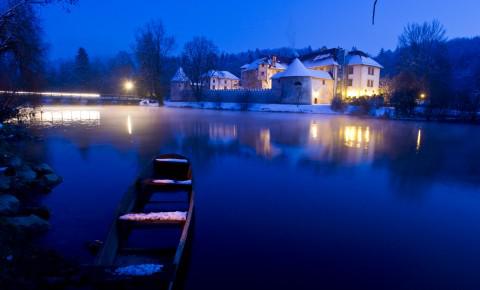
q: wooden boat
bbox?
[93,153,194,290]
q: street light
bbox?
[124,80,134,92]
[420,93,426,99]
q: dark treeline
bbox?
[376,21,480,118]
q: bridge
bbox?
[0,91,144,105]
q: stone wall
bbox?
[201,89,281,104]
[169,77,333,105]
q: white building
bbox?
[272,58,334,105]
[206,70,240,90]
[345,51,383,98]
[302,49,341,96]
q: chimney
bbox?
[272,55,277,66]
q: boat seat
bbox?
[142,179,192,192]
[154,158,189,164]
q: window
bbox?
[212,79,216,83]
[368,67,375,75]
[314,98,318,104]
[294,81,302,86]
[367,80,374,87]
[212,85,216,90]
[261,72,265,76]
[225,80,228,84]
[224,86,227,90]
[348,66,354,75]
[322,80,326,85]
[347,79,353,86]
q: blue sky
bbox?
[38,0,480,60]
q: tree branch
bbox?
[372,0,378,25]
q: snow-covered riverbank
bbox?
[164,101,339,114]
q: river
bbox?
[26,105,480,290]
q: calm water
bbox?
[27,105,480,290]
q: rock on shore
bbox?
[0,194,19,215]
[2,214,50,234]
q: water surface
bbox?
[28,105,480,290]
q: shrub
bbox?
[390,90,417,116]
[330,96,345,112]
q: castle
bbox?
[170,49,383,105]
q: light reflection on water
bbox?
[25,105,480,290]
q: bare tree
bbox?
[181,37,218,100]
[135,20,175,101]
[0,0,76,54]
[395,21,451,111]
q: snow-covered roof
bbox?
[171,67,190,82]
[272,59,333,80]
[347,55,383,68]
[207,70,240,80]
[241,57,288,71]
[304,56,339,69]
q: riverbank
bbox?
[164,101,480,124]
[0,124,69,290]
[164,101,339,114]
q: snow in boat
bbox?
[114,264,164,276]
[119,212,187,222]
[155,158,188,163]
[152,179,192,185]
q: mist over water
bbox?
[26,105,480,290]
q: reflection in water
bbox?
[343,126,370,149]
[416,129,422,152]
[35,109,101,125]
[127,115,133,135]
[256,129,279,157]
[310,122,319,140]
[208,123,237,144]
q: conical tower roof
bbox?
[272,58,332,80]
[171,67,190,82]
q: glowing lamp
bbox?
[124,81,134,91]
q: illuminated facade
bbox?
[344,51,383,98]
[301,49,341,97]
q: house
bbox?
[240,56,288,89]
[206,70,240,90]
[170,67,192,101]
[301,48,341,96]
[344,50,383,98]
[272,58,334,105]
